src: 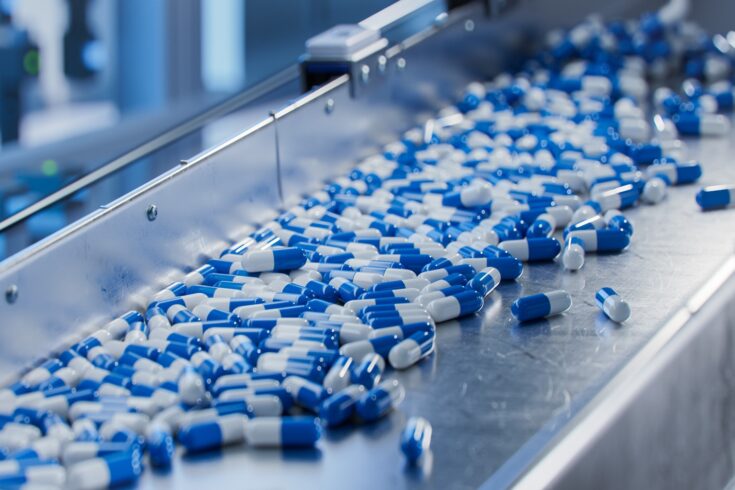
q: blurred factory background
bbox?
[0,0,395,260]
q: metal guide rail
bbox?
[1,0,734,489]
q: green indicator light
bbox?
[41,159,58,176]
[23,50,39,75]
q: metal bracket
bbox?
[300,24,390,97]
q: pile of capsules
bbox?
[0,4,734,489]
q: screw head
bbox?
[5,285,18,304]
[377,55,387,73]
[324,98,335,115]
[465,19,475,32]
[360,64,370,84]
[396,57,407,70]
[147,204,158,221]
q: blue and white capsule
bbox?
[319,385,365,426]
[498,238,561,262]
[426,289,483,323]
[66,452,142,489]
[566,229,630,253]
[401,417,432,465]
[178,413,247,452]
[595,287,631,323]
[356,379,405,422]
[388,331,434,370]
[511,290,572,322]
[240,247,307,273]
[467,267,501,298]
[696,185,735,211]
[351,353,385,389]
[562,236,585,271]
[282,376,326,412]
[245,416,321,448]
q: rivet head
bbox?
[465,19,475,32]
[360,64,370,84]
[396,57,407,70]
[324,98,335,114]
[378,55,387,73]
[147,204,158,221]
[5,285,18,304]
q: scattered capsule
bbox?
[388,331,434,370]
[426,289,483,322]
[400,417,432,464]
[696,185,735,210]
[467,267,501,298]
[511,290,572,322]
[562,236,585,271]
[595,287,631,323]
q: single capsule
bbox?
[511,290,572,322]
[642,177,667,204]
[562,236,585,271]
[647,161,701,185]
[351,353,385,389]
[356,379,404,422]
[388,331,434,370]
[245,416,321,448]
[146,423,174,468]
[595,287,631,323]
[319,385,365,426]
[426,290,483,323]
[498,238,561,262]
[696,185,735,210]
[240,247,307,273]
[401,416,432,464]
[0,461,66,486]
[178,414,248,452]
[467,267,501,298]
[322,356,354,394]
[604,210,634,237]
[282,376,326,412]
[565,229,630,253]
[673,112,730,136]
[67,452,142,490]
[177,367,206,405]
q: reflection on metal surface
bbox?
[0,66,298,237]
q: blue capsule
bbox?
[401,416,432,464]
[566,229,630,253]
[282,376,326,412]
[595,287,631,323]
[498,237,561,262]
[467,267,501,298]
[246,416,321,448]
[67,452,142,489]
[356,379,404,422]
[319,385,365,426]
[178,414,248,452]
[511,290,572,322]
[240,247,307,273]
[351,353,385,389]
[696,185,735,210]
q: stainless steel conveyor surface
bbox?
[133,117,735,490]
